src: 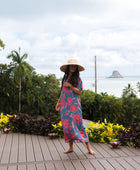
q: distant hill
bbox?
[108,70,123,78]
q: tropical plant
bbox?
[86,121,125,144]
[51,120,125,144]
[0,39,5,50]
[0,64,18,113]
[122,83,137,98]
[51,121,63,138]
[118,123,140,147]
[7,48,34,112]
[9,113,60,135]
[0,113,16,130]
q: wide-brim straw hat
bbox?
[60,59,85,72]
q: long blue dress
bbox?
[60,78,89,143]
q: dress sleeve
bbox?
[77,78,83,90]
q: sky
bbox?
[0,0,140,79]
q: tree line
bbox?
[0,47,60,117]
[0,40,140,127]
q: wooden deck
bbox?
[0,133,140,170]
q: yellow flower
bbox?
[101,138,105,143]
[111,138,118,142]
[58,121,62,127]
[52,124,57,129]
[88,121,94,127]
[7,114,13,117]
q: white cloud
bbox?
[0,0,140,77]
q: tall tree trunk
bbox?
[19,77,21,113]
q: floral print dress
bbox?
[60,78,89,143]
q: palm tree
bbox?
[7,48,34,112]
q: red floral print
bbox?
[73,114,81,123]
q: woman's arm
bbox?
[55,94,61,111]
[64,82,82,95]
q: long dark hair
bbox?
[61,65,79,88]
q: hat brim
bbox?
[60,64,85,72]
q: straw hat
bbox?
[60,59,85,72]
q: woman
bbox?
[55,59,95,155]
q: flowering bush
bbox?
[0,113,16,130]
[86,122,125,144]
[52,121,64,138]
[51,120,125,144]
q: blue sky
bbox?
[0,0,140,78]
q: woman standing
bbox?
[55,59,95,155]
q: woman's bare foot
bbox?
[88,149,96,155]
[86,142,96,155]
[64,148,74,153]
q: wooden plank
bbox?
[63,160,75,170]
[98,143,120,157]
[107,158,125,170]
[8,165,17,170]
[127,147,140,156]
[90,143,108,158]
[54,160,65,170]
[111,146,128,157]
[38,136,52,161]
[32,135,43,162]
[93,143,111,158]
[98,159,115,170]
[27,164,36,170]
[0,166,8,170]
[71,142,87,160]
[25,134,35,162]
[124,157,140,170]
[77,143,94,159]
[45,161,55,170]
[1,133,13,164]
[90,159,105,170]
[18,133,26,163]
[71,160,85,170]
[18,165,26,170]
[53,138,69,160]
[59,139,78,160]
[0,133,7,161]
[36,163,46,170]
[115,157,135,170]
[120,146,136,156]
[132,156,140,165]
[45,137,61,160]
[9,133,18,163]
[81,159,96,170]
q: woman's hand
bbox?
[55,102,60,111]
[64,82,72,87]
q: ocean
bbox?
[82,76,140,98]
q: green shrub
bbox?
[9,113,60,135]
[81,90,140,127]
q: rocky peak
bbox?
[109,70,123,78]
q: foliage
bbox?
[0,62,60,116]
[0,113,16,130]
[51,120,125,144]
[118,123,140,147]
[0,64,18,113]
[81,89,140,127]
[9,113,60,136]
[0,39,5,50]
[122,83,137,98]
[51,121,64,138]
[86,121,125,144]
[7,48,34,112]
